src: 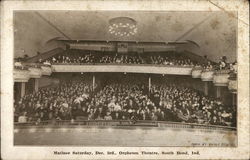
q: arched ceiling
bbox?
[14,11,237,62]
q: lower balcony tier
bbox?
[51,64,193,75]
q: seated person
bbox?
[104,112,112,120]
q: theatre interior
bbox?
[13,11,237,146]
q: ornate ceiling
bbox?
[14,11,237,62]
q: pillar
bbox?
[204,81,209,96]
[92,75,95,91]
[148,76,151,93]
[21,82,26,97]
[216,86,222,98]
[232,93,237,107]
[34,79,39,93]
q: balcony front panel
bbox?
[41,66,52,76]
[201,70,214,81]
[13,69,30,82]
[213,70,230,86]
[228,80,237,93]
[191,68,203,78]
[28,67,42,78]
[52,64,193,75]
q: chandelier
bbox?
[108,17,137,37]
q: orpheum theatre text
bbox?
[53,150,200,156]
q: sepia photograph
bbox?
[13,10,237,147]
[1,0,249,159]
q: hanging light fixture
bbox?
[108,17,137,37]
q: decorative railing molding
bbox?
[201,70,214,81]
[213,70,230,86]
[228,72,237,80]
[215,69,231,74]
[228,72,237,93]
[14,63,238,91]
[41,66,52,76]
[228,80,237,93]
[13,69,30,82]
[191,67,203,78]
[14,120,236,131]
[28,67,42,78]
[52,64,193,75]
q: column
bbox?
[21,82,26,97]
[92,75,95,91]
[232,93,237,107]
[204,81,209,96]
[34,79,39,93]
[148,76,151,93]
[216,86,221,98]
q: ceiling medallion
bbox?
[108,17,137,37]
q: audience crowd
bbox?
[14,50,237,74]
[43,51,237,73]
[14,51,237,127]
[14,79,236,127]
[46,51,201,67]
[14,49,237,75]
[200,56,237,73]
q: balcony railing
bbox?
[191,67,203,78]
[51,62,193,67]
[14,120,236,131]
[13,62,238,94]
[201,70,215,81]
[51,63,193,75]
[13,69,30,82]
[213,69,231,86]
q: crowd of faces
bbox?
[44,51,237,73]
[15,80,236,127]
[46,50,201,66]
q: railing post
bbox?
[148,76,151,93]
[92,74,95,91]
[21,82,26,97]
[204,81,209,96]
[232,93,237,107]
[216,86,222,98]
[34,78,39,93]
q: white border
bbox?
[1,0,249,159]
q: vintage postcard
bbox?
[1,0,249,159]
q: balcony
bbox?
[213,70,230,86]
[201,70,214,81]
[228,72,237,93]
[13,69,30,82]
[52,64,193,75]
[28,67,43,78]
[41,65,52,76]
[14,63,237,94]
[191,67,203,78]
